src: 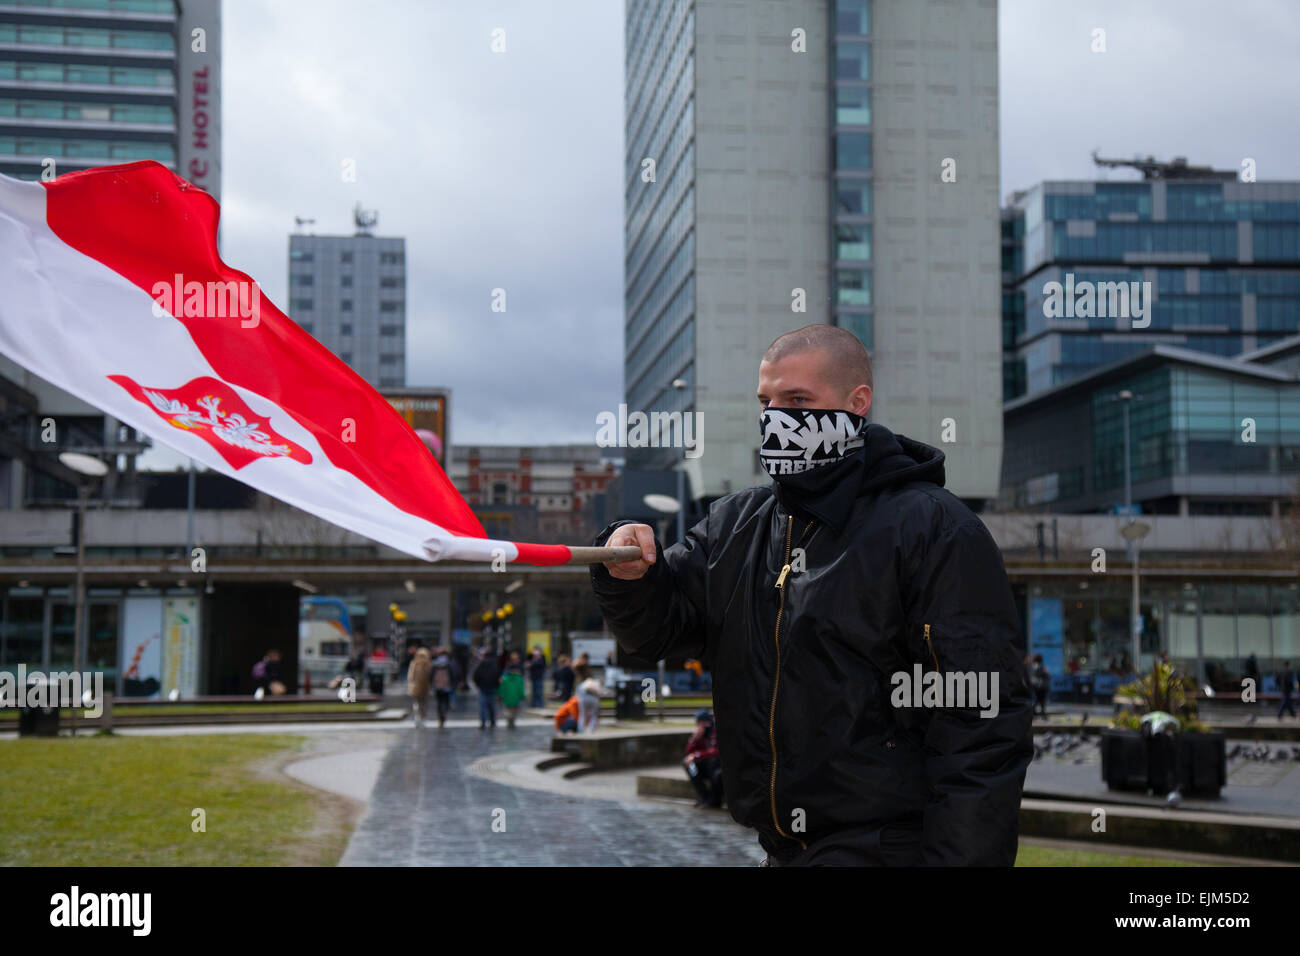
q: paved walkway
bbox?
[1027,734,1300,816]
[337,722,763,866]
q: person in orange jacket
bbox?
[554,696,580,734]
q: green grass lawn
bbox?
[0,734,345,865]
[0,702,373,720]
[1016,843,1202,866]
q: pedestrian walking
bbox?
[526,647,548,708]
[1278,662,1296,719]
[431,646,455,727]
[407,646,432,725]
[1030,654,1050,718]
[499,651,526,728]
[472,645,502,729]
[552,655,575,701]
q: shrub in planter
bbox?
[1103,662,1225,798]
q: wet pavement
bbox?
[338,721,764,867]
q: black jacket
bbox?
[590,424,1032,865]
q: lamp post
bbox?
[643,493,680,723]
[1121,520,1152,676]
[58,452,109,738]
[671,378,688,545]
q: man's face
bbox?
[756,349,871,417]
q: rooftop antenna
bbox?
[294,216,315,234]
[354,203,378,236]
[1090,149,1235,181]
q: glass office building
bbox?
[1003,179,1300,401]
[623,0,695,472]
[1023,577,1300,697]
[0,0,219,198]
[1002,345,1300,516]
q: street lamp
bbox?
[671,378,688,544]
[58,451,108,738]
[1120,519,1152,676]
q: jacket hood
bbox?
[859,424,946,493]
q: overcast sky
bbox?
[179,0,1300,468]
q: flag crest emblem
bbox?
[108,374,312,469]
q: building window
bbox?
[300,322,314,334]
[835,223,871,262]
[836,0,870,34]
[290,249,313,262]
[835,268,872,306]
[341,275,353,287]
[291,298,313,311]
[835,41,870,81]
[341,251,353,264]
[292,274,313,286]
[380,252,404,266]
[340,352,353,363]
[835,132,871,169]
[340,300,353,312]
[380,324,402,336]
[380,277,402,288]
[836,179,871,216]
[835,86,870,126]
[340,323,352,336]
[380,354,401,365]
[379,301,402,313]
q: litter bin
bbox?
[614,680,645,720]
[18,675,60,737]
[367,670,385,695]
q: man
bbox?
[471,646,501,729]
[526,647,548,708]
[1278,662,1296,720]
[590,325,1032,866]
[684,709,724,809]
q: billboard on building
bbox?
[384,388,449,466]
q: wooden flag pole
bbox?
[564,545,645,565]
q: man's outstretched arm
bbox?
[903,517,1034,866]
[589,514,710,664]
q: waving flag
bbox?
[0,161,578,565]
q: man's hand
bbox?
[603,523,657,580]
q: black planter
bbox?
[1100,728,1226,798]
[1100,729,1148,791]
[1176,731,1226,797]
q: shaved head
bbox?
[762,325,873,395]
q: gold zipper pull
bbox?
[924,623,939,670]
[775,564,791,590]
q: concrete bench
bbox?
[551,727,692,770]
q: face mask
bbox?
[759,407,866,477]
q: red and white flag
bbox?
[0,161,575,565]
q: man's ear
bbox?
[850,385,872,417]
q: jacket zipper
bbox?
[923,623,939,670]
[768,513,813,850]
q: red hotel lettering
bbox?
[192,67,210,149]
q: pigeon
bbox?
[1166,789,1182,808]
